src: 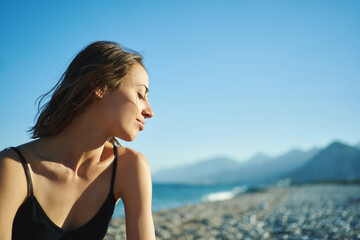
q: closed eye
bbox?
[138,92,145,100]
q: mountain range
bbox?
[286,141,360,183]
[152,141,360,184]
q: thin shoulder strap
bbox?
[110,145,118,192]
[9,147,34,196]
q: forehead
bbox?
[122,63,149,88]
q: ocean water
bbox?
[113,183,251,218]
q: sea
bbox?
[113,183,263,218]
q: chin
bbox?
[118,132,138,142]
[127,136,137,142]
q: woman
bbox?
[0,41,155,240]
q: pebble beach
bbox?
[105,184,360,240]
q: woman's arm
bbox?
[0,150,28,240]
[115,148,156,240]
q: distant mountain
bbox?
[152,157,241,184]
[206,152,271,183]
[287,141,360,183]
[356,142,360,150]
[210,147,319,184]
[244,152,271,166]
[153,147,319,184]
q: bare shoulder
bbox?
[113,147,152,199]
[113,147,155,239]
[0,147,25,174]
[0,147,28,193]
[116,147,149,169]
[0,148,28,238]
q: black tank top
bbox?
[10,146,118,240]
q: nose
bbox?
[142,101,154,119]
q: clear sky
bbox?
[1,0,359,173]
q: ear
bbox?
[95,88,105,98]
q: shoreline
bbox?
[105,184,360,240]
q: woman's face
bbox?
[98,63,154,141]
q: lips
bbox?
[137,119,145,131]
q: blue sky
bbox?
[1,0,359,172]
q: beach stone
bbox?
[104,184,360,240]
[249,214,256,224]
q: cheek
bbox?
[115,101,141,141]
[100,90,141,137]
[108,91,138,116]
[111,99,139,130]
[120,101,139,120]
[117,91,140,114]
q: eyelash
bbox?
[138,93,145,100]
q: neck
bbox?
[33,106,112,174]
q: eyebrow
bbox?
[138,84,149,94]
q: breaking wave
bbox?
[202,186,248,202]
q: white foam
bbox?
[232,186,248,194]
[203,191,234,202]
[202,186,248,202]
